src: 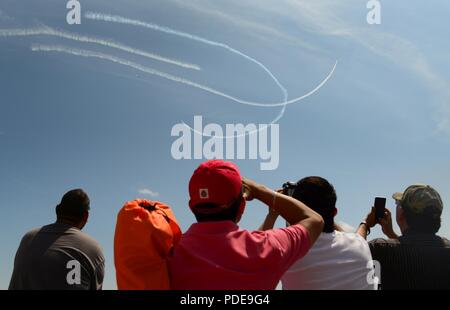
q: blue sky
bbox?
[1,0,450,289]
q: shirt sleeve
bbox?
[266,224,311,274]
[87,240,105,290]
[8,235,26,290]
[94,258,105,290]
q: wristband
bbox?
[272,191,278,208]
[359,221,370,235]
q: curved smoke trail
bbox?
[24,13,337,137]
[30,44,334,138]
[84,12,337,107]
[84,12,290,138]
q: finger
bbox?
[243,192,253,201]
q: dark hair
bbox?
[192,197,242,223]
[403,209,441,234]
[292,176,337,233]
[56,189,90,220]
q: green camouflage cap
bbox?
[392,184,443,218]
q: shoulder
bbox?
[335,231,365,241]
[259,225,310,252]
[330,231,373,257]
[437,236,450,247]
[72,229,105,258]
[21,226,45,242]
[335,231,370,246]
[24,227,41,237]
[262,224,308,239]
[369,237,400,248]
[245,225,309,245]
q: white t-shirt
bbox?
[281,231,377,290]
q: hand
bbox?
[242,177,263,201]
[380,209,398,239]
[364,207,377,228]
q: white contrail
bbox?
[84,12,287,103]
[84,12,337,107]
[30,44,280,107]
[177,60,336,108]
[85,12,289,138]
[30,44,333,138]
[0,26,200,70]
[34,11,336,137]
[85,12,337,138]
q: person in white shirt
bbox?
[260,176,377,290]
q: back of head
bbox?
[292,176,337,233]
[189,160,245,223]
[56,189,90,222]
[394,184,443,234]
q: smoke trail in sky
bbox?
[0,26,200,70]
[84,12,337,107]
[30,44,280,106]
[29,13,336,137]
[84,12,286,101]
[31,44,334,137]
[84,12,290,138]
[31,44,285,137]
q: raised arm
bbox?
[244,178,324,246]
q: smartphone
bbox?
[374,197,386,222]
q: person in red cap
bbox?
[168,160,324,290]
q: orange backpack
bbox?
[114,199,182,290]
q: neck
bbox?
[404,228,435,235]
[56,218,81,229]
[323,221,334,233]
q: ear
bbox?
[333,208,338,217]
[83,211,89,223]
[396,205,404,222]
[79,211,89,229]
[396,206,408,232]
[234,200,246,223]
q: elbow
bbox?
[315,214,325,232]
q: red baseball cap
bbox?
[189,160,245,216]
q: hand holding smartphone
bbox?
[374,197,386,223]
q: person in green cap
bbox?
[361,184,450,289]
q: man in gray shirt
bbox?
[9,189,105,290]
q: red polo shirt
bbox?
[168,221,310,290]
